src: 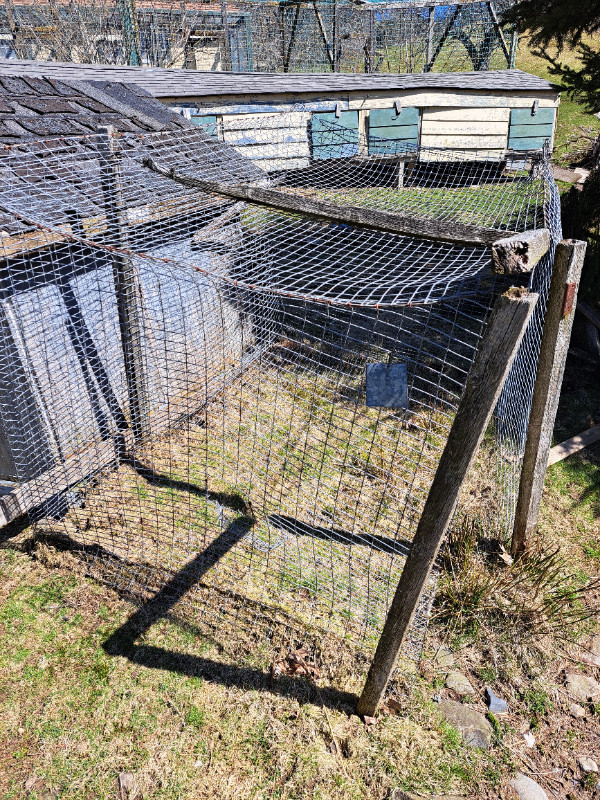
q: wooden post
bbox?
[423,6,435,72]
[356,288,538,718]
[511,239,587,557]
[97,125,149,443]
[220,0,232,71]
[333,0,340,72]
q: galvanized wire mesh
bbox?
[0,121,559,666]
[0,0,517,74]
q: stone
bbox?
[445,671,475,698]
[510,773,549,800]
[591,635,600,657]
[485,686,509,714]
[569,702,587,719]
[523,732,536,748]
[433,646,455,668]
[565,674,600,703]
[438,699,493,749]
[578,756,599,773]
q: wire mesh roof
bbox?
[0,122,552,308]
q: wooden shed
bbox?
[0,60,560,164]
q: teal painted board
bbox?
[509,123,554,139]
[369,124,419,140]
[192,114,218,138]
[312,110,359,160]
[369,106,419,128]
[311,110,359,132]
[508,135,553,150]
[369,140,418,154]
[510,107,556,126]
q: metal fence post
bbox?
[96,125,149,444]
[356,288,538,718]
[511,239,587,557]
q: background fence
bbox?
[0,0,517,74]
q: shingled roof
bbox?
[0,60,560,100]
[0,74,192,143]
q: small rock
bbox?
[446,671,475,697]
[485,686,509,714]
[569,702,586,719]
[118,773,137,799]
[578,756,599,774]
[438,698,493,749]
[24,776,38,792]
[565,673,600,703]
[591,635,600,657]
[433,646,455,668]
[432,693,442,703]
[510,772,549,800]
[523,732,536,748]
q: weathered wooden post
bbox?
[356,288,538,718]
[97,125,149,443]
[511,239,587,557]
[220,0,232,71]
[424,6,435,72]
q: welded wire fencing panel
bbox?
[0,120,558,666]
[0,0,517,74]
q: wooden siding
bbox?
[508,107,556,151]
[222,111,311,171]
[368,107,419,155]
[421,105,509,156]
[311,110,359,160]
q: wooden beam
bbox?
[491,228,551,275]
[486,1,511,66]
[98,125,149,443]
[356,287,538,718]
[0,437,125,528]
[423,4,461,73]
[548,425,600,466]
[143,157,525,249]
[511,239,587,558]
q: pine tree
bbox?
[505,0,600,113]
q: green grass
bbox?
[515,34,600,158]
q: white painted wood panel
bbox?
[348,92,559,111]
[421,133,508,149]
[423,107,511,122]
[421,120,508,135]
[420,149,506,162]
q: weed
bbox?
[185,705,206,729]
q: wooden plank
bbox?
[421,120,508,135]
[356,288,538,718]
[143,156,518,247]
[509,123,554,139]
[508,135,552,151]
[511,240,587,557]
[0,437,124,528]
[348,93,559,111]
[548,425,600,466]
[423,107,510,122]
[510,107,556,125]
[491,229,551,275]
[369,106,419,127]
[368,124,419,140]
[420,134,508,148]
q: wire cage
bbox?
[0,119,560,667]
[0,0,517,74]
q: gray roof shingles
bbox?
[0,60,560,99]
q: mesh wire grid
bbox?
[0,120,560,669]
[0,0,517,74]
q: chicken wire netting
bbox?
[0,121,559,667]
[0,0,516,74]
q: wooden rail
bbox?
[356,287,538,718]
[143,157,551,273]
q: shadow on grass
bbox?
[99,510,358,714]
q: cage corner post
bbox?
[511,239,587,558]
[356,288,538,719]
[96,124,149,446]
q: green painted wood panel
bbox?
[192,114,218,138]
[508,135,553,150]
[369,124,419,140]
[510,107,556,126]
[312,110,359,160]
[509,123,554,139]
[369,106,420,128]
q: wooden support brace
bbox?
[511,239,587,557]
[356,287,538,718]
[143,157,548,257]
[491,228,551,275]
